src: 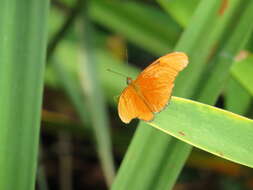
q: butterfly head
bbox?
[127,77,133,85]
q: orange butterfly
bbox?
[118,52,189,123]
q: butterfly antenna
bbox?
[107,69,128,78]
[125,47,128,63]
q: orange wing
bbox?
[118,85,154,124]
[134,52,188,113]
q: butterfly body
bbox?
[118,52,189,124]
[126,77,133,85]
[128,80,155,112]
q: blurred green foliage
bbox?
[45,0,253,189]
[0,0,253,189]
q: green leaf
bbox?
[174,0,241,97]
[147,97,253,168]
[196,1,253,103]
[231,55,253,96]
[0,0,49,189]
[79,5,115,186]
[225,77,252,115]
[157,0,199,27]
[48,37,117,186]
[89,0,181,55]
[52,58,90,126]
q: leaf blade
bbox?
[148,97,253,168]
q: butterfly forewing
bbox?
[134,52,188,113]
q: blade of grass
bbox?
[89,0,181,55]
[47,0,81,61]
[225,77,252,115]
[45,40,140,102]
[37,146,49,190]
[0,0,49,189]
[58,132,73,190]
[78,3,115,186]
[147,97,253,168]
[51,36,116,187]
[37,166,49,190]
[52,58,90,126]
[230,55,253,96]
[157,0,199,27]
[197,1,253,103]
[173,0,241,97]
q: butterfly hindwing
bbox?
[118,85,154,123]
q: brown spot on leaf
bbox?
[178,131,185,136]
[206,43,219,63]
[235,50,249,61]
[219,0,229,16]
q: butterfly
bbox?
[118,52,189,124]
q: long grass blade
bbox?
[157,0,199,27]
[147,97,253,168]
[78,3,115,186]
[89,0,181,55]
[197,1,253,103]
[225,77,252,115]
[230,55,253,96]
[0,0,49,189]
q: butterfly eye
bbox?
[126,77,132,85]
